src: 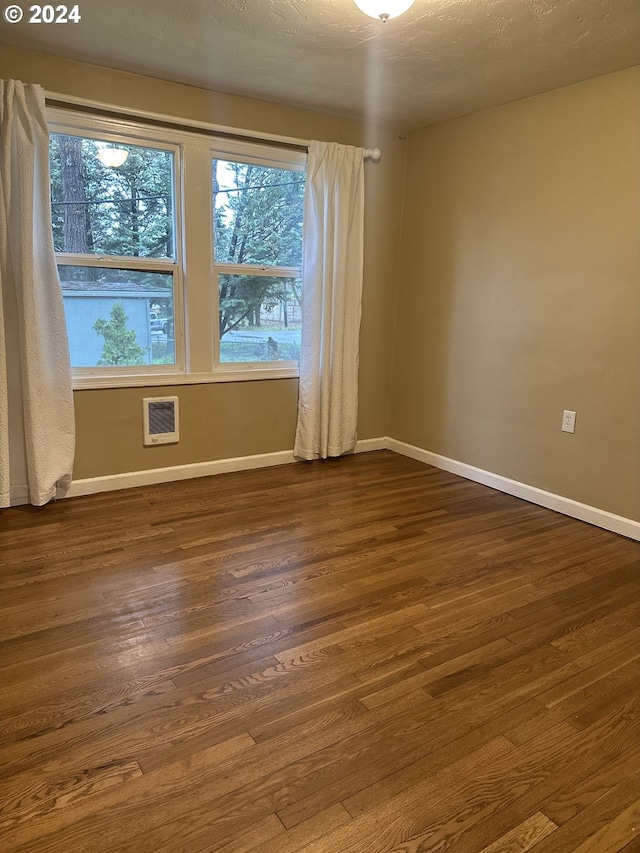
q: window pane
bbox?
[213,159,304,267]
[50,135,174,259]
[218,274,301,363]
[58,266,175,368]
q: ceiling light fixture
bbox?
[97,147,129,168]
[353,0,415,21]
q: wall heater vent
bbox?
[142,396,179,445]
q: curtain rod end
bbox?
[364,148,381,162]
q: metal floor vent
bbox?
[142,396,179,445]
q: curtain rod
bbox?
[45,91,381,161]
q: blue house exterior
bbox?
[60,281,169,368]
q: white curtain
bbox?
[294,141,365,460]
[0,79,75,507]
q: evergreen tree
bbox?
[50,135,174,272]
[49,134,304,342]
[93,304,145,366]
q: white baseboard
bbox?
[62,435,640,541]
[352,437,388,453]
[64,437,388,500]
[387,437,640,542]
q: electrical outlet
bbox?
[562,410,576,433]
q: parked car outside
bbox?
[150,312,168,334]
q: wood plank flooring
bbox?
[0,450,639,853]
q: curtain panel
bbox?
[0,79,75,507]
[294,140,365,460]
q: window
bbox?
[49,124,181,379]
[212,154,305,367]
[48,109,306,388]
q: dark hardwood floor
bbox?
[1,450,638,853]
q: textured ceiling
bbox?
[1,0,638,129]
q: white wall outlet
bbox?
[562,410,576,433]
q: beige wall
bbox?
[0,46,406,479]
[390,67,640,520]
[2,47,637,521]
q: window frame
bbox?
[210,139,306,375]
[48,109,186,386]
[47,107,306,389]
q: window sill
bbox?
[72,366,300,390]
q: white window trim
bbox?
[47,107,306,390]
[211,140,305,376]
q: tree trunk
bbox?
[165,178,173,258]
[58,136,89,254]
[227,165,254,263]
[130,173,140,256]
[283,280,288,328]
